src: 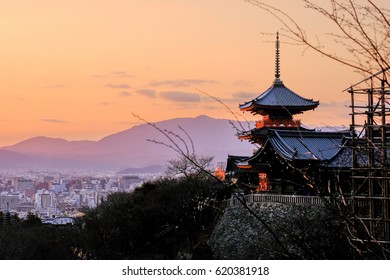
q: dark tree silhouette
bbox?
[78,176,220,259]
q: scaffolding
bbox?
[346,67,390,255]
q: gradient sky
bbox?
[0,0,378,146]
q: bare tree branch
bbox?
[132,112,295,258]
[245,0,390,76]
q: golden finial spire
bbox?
[275,31,282,84]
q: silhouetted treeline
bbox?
[0,174,355,260]
[0,176,225,260]
[0,212,80,259]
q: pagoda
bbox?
[238,32,319,145]
[226,33,350,194]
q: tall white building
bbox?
[36,190,53,209]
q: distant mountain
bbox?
[117,165,167,175]
[0,115,253,171]
[2,136,95,156]
[0,149,37,168]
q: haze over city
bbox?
[0,0,363,147]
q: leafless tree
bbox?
[132,112,296,258]
[245,0,390,76]
[166,154,214,179]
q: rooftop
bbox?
[268,130,350,161]
[229,129,351,171]
[239,82,319,115]
[239,32,319,115]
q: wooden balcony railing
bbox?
[256,119,301,128]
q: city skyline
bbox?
[0,0,365,146]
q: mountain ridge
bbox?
[0,115,253,171]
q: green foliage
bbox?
[78,176,221,259]
[22,212,42,227]
[0,213,80,259]
[0,175,222,260]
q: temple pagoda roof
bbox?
[267,130,350,161]
[239,81,319,115]
[230,129,351,171]
[239,32,319,115]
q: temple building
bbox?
[226,33,352,195]
[220,32,390,254]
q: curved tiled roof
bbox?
[239,81,319,115]
[267,130,350,161]
[324,145,390,169]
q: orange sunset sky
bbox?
[0,0,382,147]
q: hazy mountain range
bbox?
[0,115,253,171]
